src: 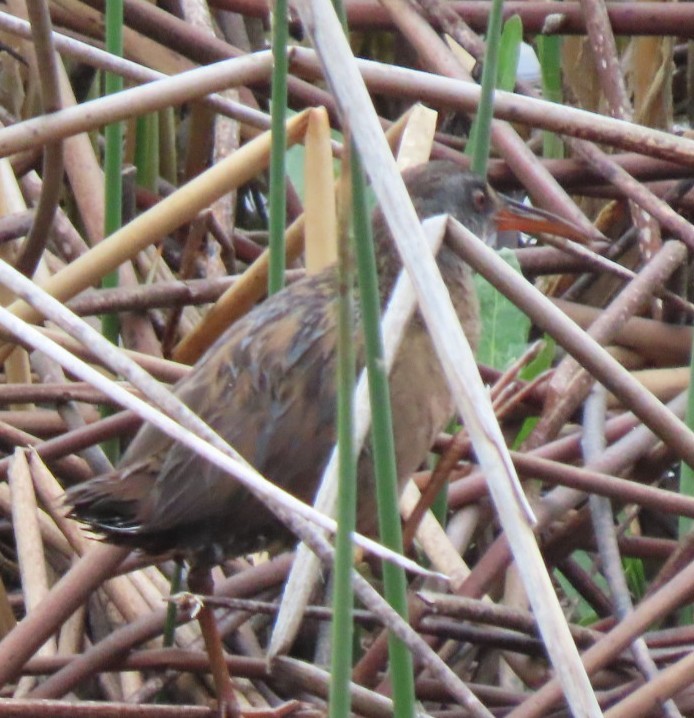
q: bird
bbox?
[65,160,581,561]
[64,160,585,715]
[65,160,588,565]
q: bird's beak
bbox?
[494,196,588,243]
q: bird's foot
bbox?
[169,590,204,619]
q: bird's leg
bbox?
[187,563,241,718]
[185,565,301,718]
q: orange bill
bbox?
[495,197,589,243]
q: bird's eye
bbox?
[471,188,488,212]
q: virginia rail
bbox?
[67,159,585,555]
[65,161,581,710]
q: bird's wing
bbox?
[127,271,342,536]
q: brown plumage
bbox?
[65,161,569,562]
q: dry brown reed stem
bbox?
[0,112,310,364]
[35,328,188,383]
[213,0,694,36]
[21,251,650,317]
[0,482,71,557]
[14,1,63,277]
[0,9,274,134]
[443,401,649,508]
[507,557,694,718]
[291,48,694,165]
[26,452,92,554]
[488,152,693,191]
[0,552,292,700]
[0,382,136,406]
[369,0,599,238]
[571,139,694,249]
[7,450,56,650]
[0,420,92,483]
[22,649,269,677]
[0,543,130,689]
[553,298,692,364]
[555,0,665,261]
[582,386,681,718]
[27,454,163,633]
[450,223,694,466]
[511,453,694,517]
[172,216,305,363]
[462,394,688,605]
[30,354,113,476]
[0,53,274,158]
[0,698,212,717]
[72,0,339,114]
[0,412,139,483]
[528,240,687,449]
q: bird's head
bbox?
[402,160,586,246]
[370,160,588,303]
[404,161,503,243]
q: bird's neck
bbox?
[368,219,479,347]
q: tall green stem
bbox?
[467,0,505,176]
[351,156,416,718]
[268,0,289,295]
[329,164,357,718]
[101,0,124,462]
